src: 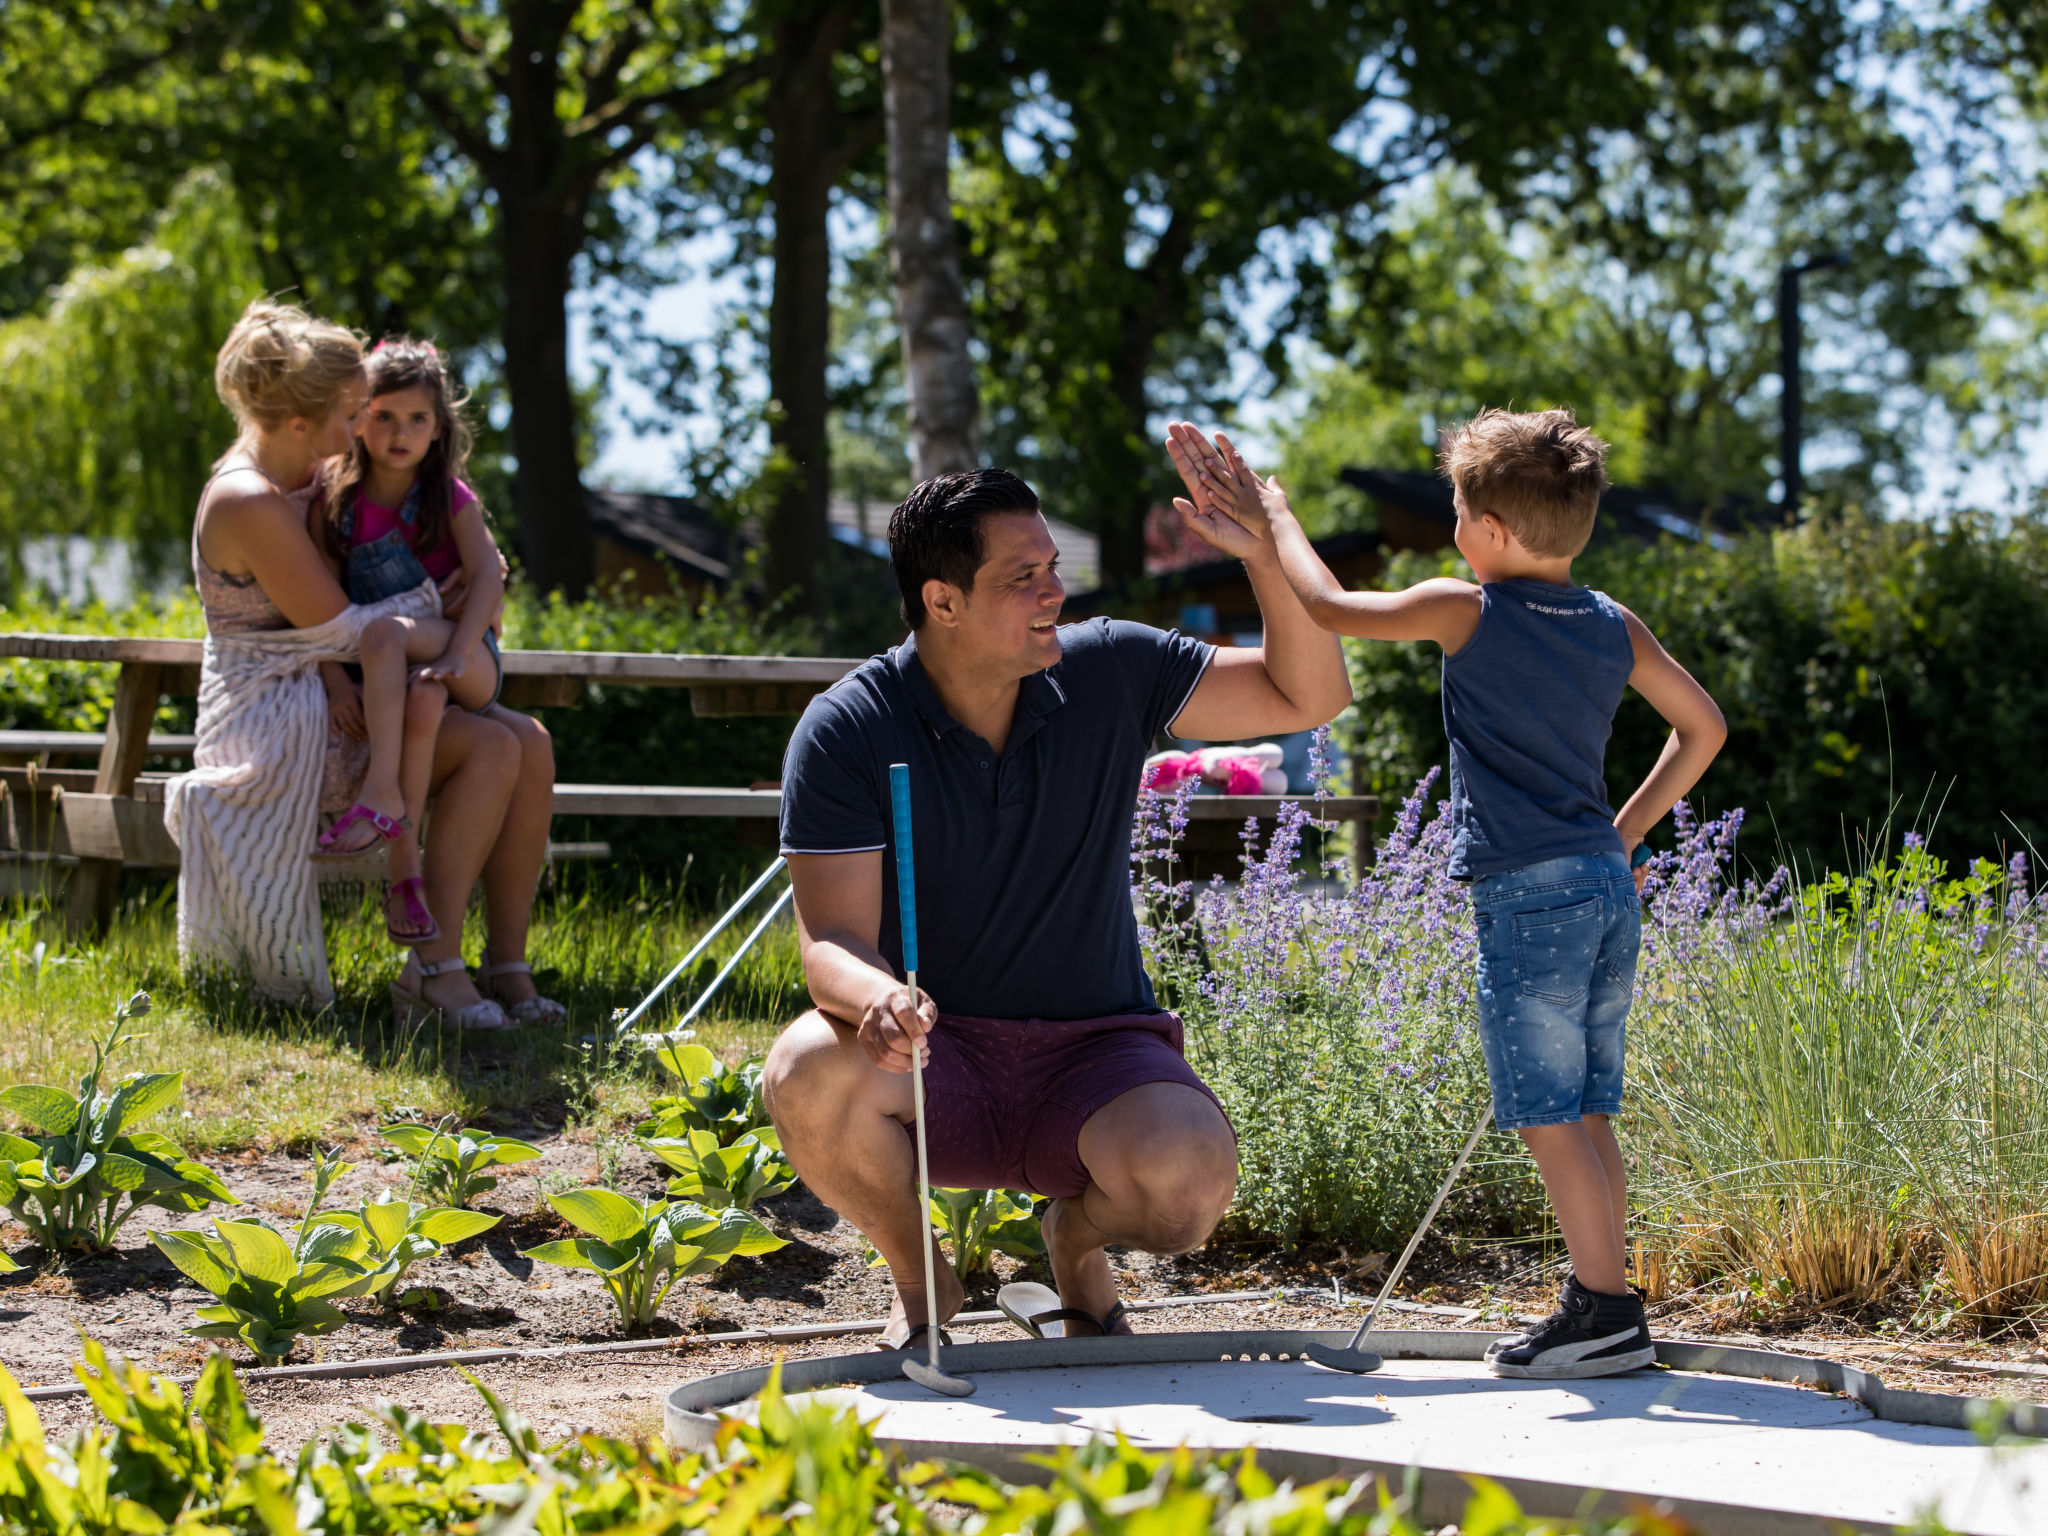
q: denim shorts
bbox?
[1471,851,1640,1130]
[345,532,501,712]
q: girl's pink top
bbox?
[352,478,475,583]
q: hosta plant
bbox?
[379,1121,542,1209]
[635,1042,769,1145]
[0,991,237,1254]
[522,1188,785,1328]
[313,1192,500,1307]
[867,1187,1046,1277]
[641,1126,795,1213]
[151,1148,384,1363]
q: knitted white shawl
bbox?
[165,581,439,1005]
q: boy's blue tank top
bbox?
[1441,579,1635,880]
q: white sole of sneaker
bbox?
[1488,1344,1656,1380]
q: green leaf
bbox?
[360,1200,411,1253]
[547,1188,647,1244]
[214,1220,296,1286]
[47,1151,97,1190]
[104,1072,182,1134]
[153,1231,236,1296]
[656,1041,717,1086]
[0,1131,41,1163]
[378,1123,446,1157]
[471,1136,543,1170]
[95,1152,150,1193]
[414,1209,499,1245]
[521,1239,598,1271]
[0,1086,78,1133]
[172,1161,238,1205]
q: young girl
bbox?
[312,339,506,947]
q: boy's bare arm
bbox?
[1612,608,1727,858]
[1170,427,1479,650]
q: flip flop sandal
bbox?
[384,876,440,947]
[997,1281,1129,1340]
[317,801,408,856]
[875,1321,955,1353]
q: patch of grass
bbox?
[0,871,801,1153]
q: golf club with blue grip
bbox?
[890,763,973,1397]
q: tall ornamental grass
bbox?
[1630,822,2048,1319]
[1148,749,2048,1324]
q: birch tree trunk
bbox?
[882,0,979,481]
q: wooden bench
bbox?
[0,633,1380,928]
[0,634,865,932]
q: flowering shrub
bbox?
[1143,739,2048,1319]
[1138,739,1531,1249]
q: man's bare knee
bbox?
[763,1010,862,1139]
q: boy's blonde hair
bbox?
[214,299,364,431]
[1440,407,1610,558]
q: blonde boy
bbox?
[1167,409,1725,1378]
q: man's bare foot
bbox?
[878,1238,965,1350]
[1040,1194,1134,1336]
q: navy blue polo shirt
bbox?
[779,618,1214,1021]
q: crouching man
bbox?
[763,456,1351,1347]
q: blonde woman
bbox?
[167,299,518,1025]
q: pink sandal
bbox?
[317,802,408,856]
[385,876,440,947]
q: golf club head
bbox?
[902,1358,976,1397]
[1304,1342,1384,1374]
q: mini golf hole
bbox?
[1232,1414,1313,1425]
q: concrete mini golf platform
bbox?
[667,1330,2048,1536]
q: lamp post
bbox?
[1778,252,1848,514]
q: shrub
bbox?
[521,1188,786,1328]
[378,1121,542,1210]
[642,1126,796,1213]
[636,1041,771,1145]
[0,991,237,1254]
[312,1192,501,1308]
[1628,810,2048,1318]
[929,1187,1045,1277]
[0,1339,1697,1536]
[1345,513,2048,870]
[1142,766,1536,1249]
[150,1150,384,1363]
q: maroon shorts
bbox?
[917,1010,1231,1198]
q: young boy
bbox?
[1166,409,1726,1379]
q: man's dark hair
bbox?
[887,468,1041,628]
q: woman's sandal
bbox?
[876,1321,955,1353]
[480,960,567,1026]
[390,956,510,1031]
[996,1281,1129,1339]
[385,876,440,947]
[317,801,408,857]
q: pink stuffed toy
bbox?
[1142,741,1289,795]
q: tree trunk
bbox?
[761,7,849,615]
[497,2,592,596]
[499,190,593,595]
[1097,211,1194,585]
[882,0,978,481]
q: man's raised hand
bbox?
[857,981,939,1074]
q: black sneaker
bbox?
[1485,1275,1655,1380]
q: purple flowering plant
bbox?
[1137,736,2048,1309]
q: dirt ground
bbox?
[8,1136,2048,1453]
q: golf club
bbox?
[890,762,974,1398]
[1305,1102,1494,1373]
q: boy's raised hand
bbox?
[1166,423,1288,561]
